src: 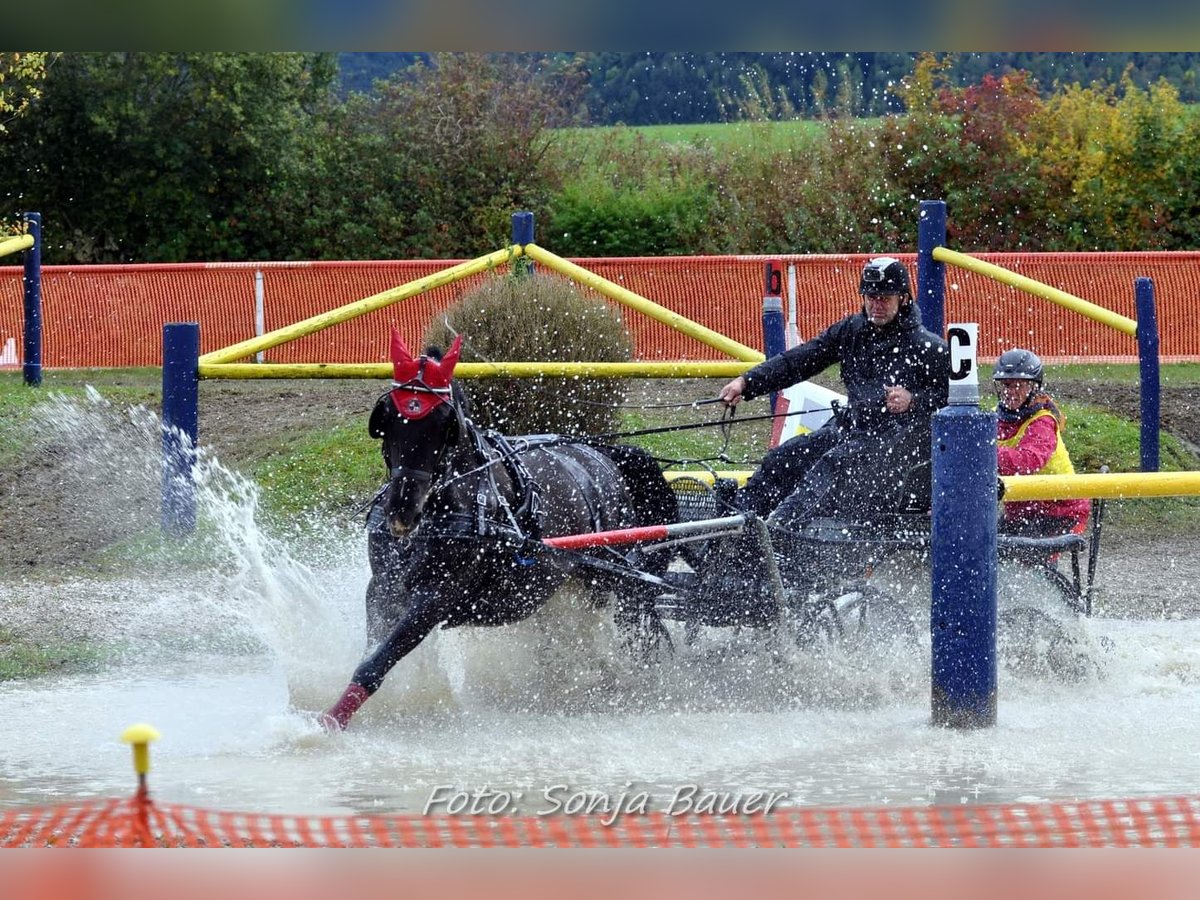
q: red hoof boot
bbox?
[319,683,369,731]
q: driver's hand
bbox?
[884,384,913,414]
[719,376,746,406]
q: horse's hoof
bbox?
[319,683,369,732]
[317,711,345,732]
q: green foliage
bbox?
[280,53,585,260]
[8,52,1200,261]
[251,422,381,520]
[544,127,722,256]
[341,53,1200,126]
[1027,73,1200,250]
[0,51,51,132]
[1061,402,1197,473]
[0,368,160,463]
[0,52,337,263]
[423,273,634,436]
[0,626,104,681]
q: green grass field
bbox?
[555,119,832,154]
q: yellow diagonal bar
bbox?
[1002,471,1200,501]
[933,246,1138,337]
[199,246,524,365]
[523,243,765,363]
[0,234,34,259]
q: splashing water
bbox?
[2,390,1199,815]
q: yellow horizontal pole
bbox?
[199,245,524,365]
[664,470,1200,513]
[1002,470,1200,501]
[523,243,765,364]
[933,246,1138,337]
[199,360,756,380]
[665,470,751,486]
[0,233,34,258]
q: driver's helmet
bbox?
[859,256,912,299]
[992,348,1044,387]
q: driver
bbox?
[719,256,950,527]
[993,348,1090,537]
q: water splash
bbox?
[8,389,1110,720]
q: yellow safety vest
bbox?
[998,408,1075,476]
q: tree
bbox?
[0,52,336,262]
[281,53,587,259]
[0,52,51,133]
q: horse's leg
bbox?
[321,587,443,731]
[364,510,416,645]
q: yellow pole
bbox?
[0,233,35,259]
[1001,470,1200,501]
[120,723,162,796]
[199,246,524,365]
[933,246,1138,337]
[523,243,765,363]
[665,470,752,485]
[199,360,755,381]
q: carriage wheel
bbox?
[616,597,675,662]
[793,595,843,648]
[830,582,919,649]
[998,605,1095,682]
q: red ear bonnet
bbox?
[388,329,461,419]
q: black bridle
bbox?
[376,382,543,541]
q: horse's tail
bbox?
[592,443,679,528]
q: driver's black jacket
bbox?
[741,302,949,435]
[735,302,950,526]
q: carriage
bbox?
[541,469,1106,662]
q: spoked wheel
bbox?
[616,597,675,662]
[998,605,1097,682]
[827,580,920,649]
[793,595,843,648]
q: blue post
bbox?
[1135,277,1160,473]
[512,210,535,275]
[761,259,785,413]
[22,211,42,387]
[162,323,200,536]
[917,200,946,335]
[931,323,997,728]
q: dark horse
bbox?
[319,329,678,730]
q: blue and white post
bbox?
[22,211,43,387]
[161,322,200,536]
[931,323,998,728]
[761,258,785,412]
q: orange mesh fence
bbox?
[4,793,1200,847]
[2,252,1199,370]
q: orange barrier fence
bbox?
[3,253,1199,370]
[4,793,1200,847]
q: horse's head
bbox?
[369,328,464,538]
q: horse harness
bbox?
[379,364,617,551]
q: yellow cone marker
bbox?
[121,723,161,793]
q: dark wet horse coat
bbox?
[320,335,677,730]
